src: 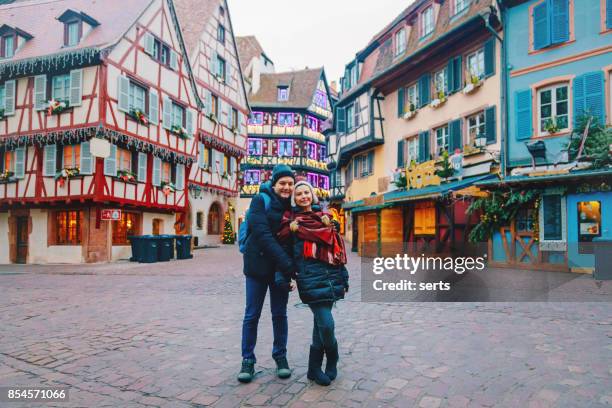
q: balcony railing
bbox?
[329,185,345,199]
[241,155,328,171]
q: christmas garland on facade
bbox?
[0,48,102,78]
[0,125,195,165]
[188,182,238,198]
[201,133,246,158]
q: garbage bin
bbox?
[593,237,612,280]
[157,235,175,262]
[140,235,159,263]
[128,235,144,262]
[175,235,193,259]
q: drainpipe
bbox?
[481,1,507,179]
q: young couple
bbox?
[239,164,349,386]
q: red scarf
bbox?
[278,210,347,266]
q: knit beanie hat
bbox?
[271,164,295,186]
[291,180,319,207]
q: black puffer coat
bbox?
[243,182,294,282]
[276,210,349,304]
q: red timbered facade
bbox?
[0,0,203,263]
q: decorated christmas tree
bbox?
[435,150,454,180]
[222,212,235,244]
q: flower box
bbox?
[0,170,14,183]
[55,167,80,187]
[117,169,137,183]
[463,76,483,95]
[403,110,417,120]
[161,181,176,196]
[128,109,148,125]
[170,125,190,139]
[47,100,69,115]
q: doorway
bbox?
[16,216,28,264]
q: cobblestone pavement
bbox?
[0,246,611,408]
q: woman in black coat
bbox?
[276,180,349,386]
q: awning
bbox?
[476,168,612,187]
[383,174,497,204]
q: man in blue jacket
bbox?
[238,164,296,383]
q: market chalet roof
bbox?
[249,67,325,110]
[0,0,152,63]
[338,0,496,102]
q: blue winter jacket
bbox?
[242,182,295,282]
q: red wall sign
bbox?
[101,209,122,221]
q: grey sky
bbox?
[227,0,414,87]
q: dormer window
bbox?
[2,35,14,58]
[0,25,33,59]
[420,6,434,38]
[57,9,100,47]
[277,86,289,101]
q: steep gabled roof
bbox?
[172,0,218,58]
[236,35,269,72]
[0,0,153,63]
[249,67,324,110]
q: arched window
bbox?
[208,203,222,235]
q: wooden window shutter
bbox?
[69,69,83,107]
[137,152,147,182]
[452,56,462,92]
[418,131,430,162]
[186,109,195,136]
[484,39,495,77]
[175,164,185,190]
[34,75,47,111]
[152,157,162,186]
[397,139,405,168]
[449,119,463,152]
[14,147,25,179]
[574,71,605,126]
[533,1,551,50]
[149,89,159,124]
[551,0,569,44]
[104,144,117,176]
[80,141,92,174]
[515,89,533,140]
[170,50,179,70]
[117,75,130,112]
[4,79,15,115]
[485,106,497,144]
[43,145,57,176]
[162,96,172,129]
[143,32,155,55]
[418,74,430,107]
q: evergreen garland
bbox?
[0,48,101,78]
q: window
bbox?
[453,0,470,15]
[406,137,419,164]
[249,111,263,125]
[541,194,563,241]
[2,35,14,58]
[217,24,225,44]
[129,82,146,112]
[2,150,14,173]
[112,212,139,245]
[319,175,329,189]
[66,21,80,46]
[244,170,260,185]
[306,115,318,132]
[434,67,447,96]
[307,173,318,187]
[354,152,373,177]
[405,84,418,111]
[516,208,535,232]
[216,56,226,79]
[55,210,82,245]
[278,139,293,157]
[116,148,132,173]
[196,212,204,230]
[151,38,171,66]
[171,103,185,128]
[161,161,171,183]
[63,145,80,169]
[394,28,406,56]
[467,48,485,79]
[248,139,262,156]
[538,84,569,135]
[435,125,449,155]
[208,203,222,235]
[277,86,289,101]
[277,112,293,126]
[314,90,327,108]
[52,74,71,102]
[219,6,225,16]
[306,142,317,160]
[467,111,486,146]
[346,104,355,131]
[421,6,434,37]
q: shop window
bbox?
[112,212,139,245]
[196,211,204,230]
[414,202,435,235]
[54,210,82,245]
[541,194,564,241]
[577,201,601,242]
[516,208,535,232]
[537,83,569,136]
[208,203,222,235]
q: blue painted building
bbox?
[482,0,612,272]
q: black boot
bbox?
[237,358,255,383]
[325,342,339,381]
[307,346,331,386]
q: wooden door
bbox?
[358,212,378,257]
[16,217,28,264]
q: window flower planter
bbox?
[129,109,148,125]
[463,75,483,95]
[430,92,447,109]
[170,125,190,139]
[544,118,560,135]
[0,170,14,183]
[161,181,176,196]
[55,167,80,187]
[117,169,137,183]
[403,109,417,120]
[47,99,69,115]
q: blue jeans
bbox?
[309,302,336,350]
[241,276,289,362]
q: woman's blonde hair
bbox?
[291,180,319,207]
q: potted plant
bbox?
[47,99,69,115]
[544,117,560,135]
[129,108,148,125]
[0,170,14,183]
[160,181,176,196]
[463,72,483,94]
[117,169,136,183]
[403,103,417,120]
[55,166,80,187]
[170,124,190,139]
[430,91,447,109]
[435,150,454,181]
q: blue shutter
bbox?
[397,140,405,168]
[152,157,162,186]
[104,144,117,176]
[398,87,405,117]
[353,158,358,178]
[446,60,454,94]
[80,141,92,174]
[43,145,57,176]
[550,0,569,44]
[367,151,374,175]
[336,106,346,133]
[533,1,550,50]
[452,56,462,92]
[418,74,430,107]
[484,38,495,77]
[138,152,147,182]
[449,119,462,152]
[418,131,430,162]
[607,0,612,29]
[485,106,497,144]
[574,72,605,126]
[515,90,533,140]
[14,148,25,179]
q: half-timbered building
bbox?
[0,0,200,263]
